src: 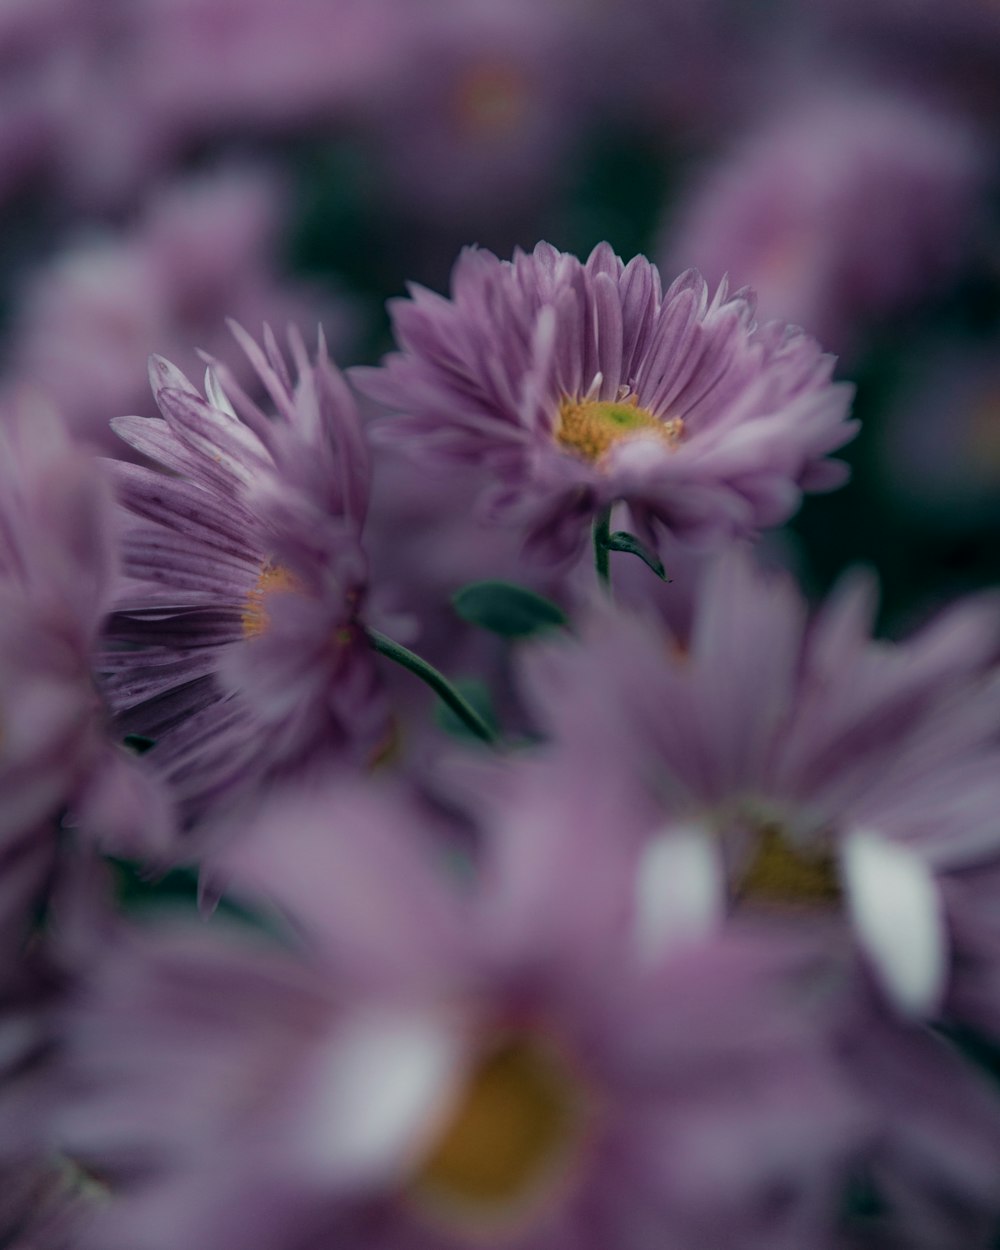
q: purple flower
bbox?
[103,326,390,825]
[55,780,863,1250]
[834,994,1000,1250]
[0,973,102,1250]
[358,0,594,230]
[357,242,857,565]
[0,394,172,939]
[518,550,1000,1020]
[661,86,984,356]
[3,166,349,453]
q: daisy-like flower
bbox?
[56,780,863,1250]
[518,550,1000,1021]
[102,325,389,826]
[356,242,858,564]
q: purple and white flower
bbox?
[55,779,864,1250]
[518,550,1000,1021]
[357,241,858,564]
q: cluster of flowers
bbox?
[2,0,995,532]
[4,241,1000,1249]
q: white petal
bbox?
[633,826,725,963]
[304,1009,465,1187]
[204,366,238,419]
[842,829,948,1017]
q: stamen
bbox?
[411,1032,584,1231]
[555,395,683,465]
[735,825,840,907]
[241,563,300,638]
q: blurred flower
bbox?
[359,0,593,229]
[832,988,1000,1249]
[463,734,1000,1248]
[119,0,400,135]
[0,0,407,210]
[0,394,172,943]
[102,327,390,826]
[358,241,857,565]
[2,166,349,452]
[662,86,985,355]
[0,966,107,1250]
[56,780,862,1250]
[519,550,1000,1019]
[0,392,151,1236]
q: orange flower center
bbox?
[241,563,300,638]
[555,396,683,465]
[410,1033,585,1234]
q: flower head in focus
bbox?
[356,241,857,565]
[102,325,389,827]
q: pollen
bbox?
[735,825,841,908]
[555,395,683,465]
[241,563,300,638]
[411,1032,584,1231]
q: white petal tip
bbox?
[843,830,948,1018]
[633,826,724,964]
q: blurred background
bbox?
[1,0,998,631]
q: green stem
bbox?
[367,629,499,746]
[593,503,613,592]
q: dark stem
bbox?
[367,629,499,746]
[593,503,613,591]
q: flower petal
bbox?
[633,826,725,963]
[843,829,947,1017]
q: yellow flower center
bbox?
[555,396,683,465]
[241,563,300,638]
[735,825,841,908]
[410,1033,585,1234]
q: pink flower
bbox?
[358,242,856,565]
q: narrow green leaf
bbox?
[123,734,156,755]
[452,581,568,638]
[435,678,499,742]
[606,531,669,581]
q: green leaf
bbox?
[123,733,156,755]
[434,678,499,742]
[106,857,292,940]
[606,531,669,581]
[452,581,568,638]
